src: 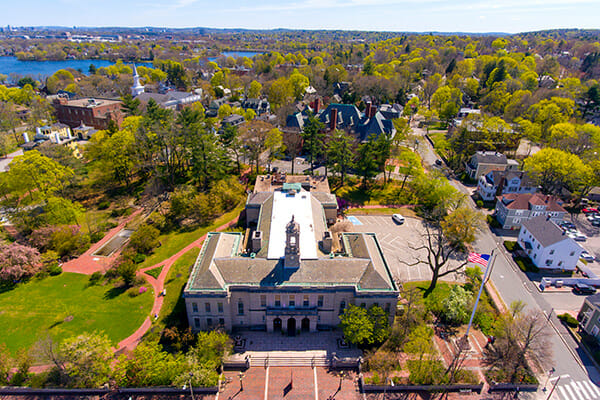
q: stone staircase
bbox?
[248,351,330,367]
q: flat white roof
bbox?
[267,191,318,260]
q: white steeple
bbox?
[131,64,145,97]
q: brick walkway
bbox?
[62,208,144,275]
[219,367,359,400]
[117,215,240,352]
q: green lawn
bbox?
[0,273,153,355]
[137,205,243,269]
[159,247,201,330]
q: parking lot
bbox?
[349,214,465,284]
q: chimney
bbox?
[251,231,262,253]
[54,132,61,144]
[330,108,338,131]
[22,132,29,143]
[322,231,333,253]
[313,98,320,114]
[370,104,378,118]
[366,102,372,118]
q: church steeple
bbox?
[284,215,300,269]
[131,64,145,97]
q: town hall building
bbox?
[183,174,399,335]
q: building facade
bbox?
[578,294,600,339]
[184,175,399,335]
[495,193,567,230]
[53,97,124,129]
[465,151,518,180]
[477,170,538,201]
[517,216,582,271]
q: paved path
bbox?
[117,215,240,352]
[62,208,143,275]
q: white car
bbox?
[392,214,405,224]
[581,251,595,262]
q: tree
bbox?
[268,77,293,110]
[301,114,325,175]
[59,332,113,388]
[117,259,137,287]
[120,94,141,116]
[339,304,389,347]
[247,80,262,98]
[431,86,462,127]
[483,310,552,383]
[524,148,592,196]
[441,285,472,325]
[128,223,160,255]
[408,206,482,296]
[43,196,84,226]
[220,124,243,175]
[240,120,281,173]
[327,129,354,185]
[0,243,41,283]
[0,343,12,385]
[355,138,380,186]
[6,150,74,201]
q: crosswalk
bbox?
[551,377,600,400]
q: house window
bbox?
[289,295,295,307]
[339,300,346,315]
[238,301,244,315]
[558,261,563,266]
[537,244,540,249]
[303,295,309,307]
[218,302,223,313]
[219,318,225,326]
[385,303,391,313]
[570,251,575,256]
[207,318,213,327]
[549,250,554,255]
[534,254,537,259]
[318,295,324,307]
[192,302,198,313]
[545,259,553,266]
[194,318,200,328]
[260,295,266,307]
[275,295,281,307]
[205,303,211,313]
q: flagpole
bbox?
[462,249,495,348]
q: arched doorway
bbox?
[301,317,310,332]
[287,318,296,336]
[273,318,282,332]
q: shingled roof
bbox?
[521,216,570,247]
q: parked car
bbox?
[435,159,442,166]
[593,220,600,227]
[581,251,595,262]
[392,214,405,224]
[583,208,599,214]
[574,283,597,294]
[575,233,588,242]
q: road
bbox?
[412,117,600,400]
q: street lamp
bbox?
[184,372,194,400]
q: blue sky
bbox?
[2,0,599,33]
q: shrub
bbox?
[504,241,518,252]
[133,253,146,264]
[476,200,484,208]
[89,271,103,285]
[558,313,579,328]
[487,215,501,229]
[0,243,42,283]
[514,257,539,272]
[89,231,105,244]
[126,287,141,297]
[441,285,472,325]
[128,224,160,255]
[48,264,62,276]
[97,201,110,210]
[145,266,162,279]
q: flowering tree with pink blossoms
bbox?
[0,242,41,283]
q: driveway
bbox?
[349,215,465,284]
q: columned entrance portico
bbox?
[266,313,318,333]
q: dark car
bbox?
[435,159,442,166]
[573,283,597,295]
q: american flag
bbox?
[468,252,490,267]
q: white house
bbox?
[477,170,538,201]
[517,216,583,271]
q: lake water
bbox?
[0,56,119,80]
[0,50,263,81]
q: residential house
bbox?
[517,216,582,271]
[241,98,270,116]
[35,123,72,142]
[477,170,538,201]
[136,90,203,111]
[184,174,399,334]
[577,294,600,338]
[495,193,567,230]
[207,98,228,118]
[222,114,245,128]
[465,151,519,180]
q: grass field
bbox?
[0,272,153,355]
[137,205,243,269]
[159,247,201,330]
